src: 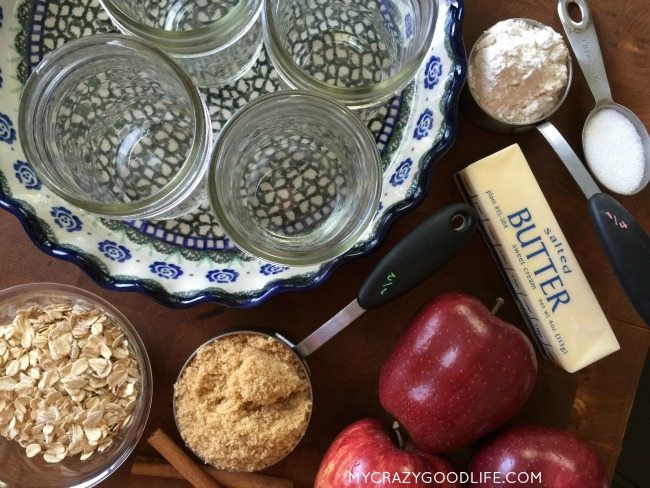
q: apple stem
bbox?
[392,421,405,450]
[491,297,505,315]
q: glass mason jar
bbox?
[207,91,383,266]
[262,0,438,111]
[98,0,263,87]
[18,34,213,220]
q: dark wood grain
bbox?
[0,1,648,487]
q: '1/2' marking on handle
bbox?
[380,272,397,295]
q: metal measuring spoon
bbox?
[558,0,650,194]
[174,203,477,470]
[535,121,649,325]
[464,18,650,324]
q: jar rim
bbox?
[18,34,213,219]
[98,0,263,54]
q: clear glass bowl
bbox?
[0,283,153,488]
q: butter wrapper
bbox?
[457,144,619,373]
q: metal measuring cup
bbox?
[558,0,650,195]
[174,203,477,471]
[463,18,650,324]
[464,18,574,134]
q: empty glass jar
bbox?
[19,34,213,220]
[262,0,437,110]
[99,0,263,87]
[207,91,382,266]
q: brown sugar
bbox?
[173,333,312,471]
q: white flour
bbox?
[584,108,646,194]
[469,20,570,124]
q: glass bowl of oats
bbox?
[0,282,153,487]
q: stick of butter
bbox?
[457,144,619,373]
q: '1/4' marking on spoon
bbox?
[606,211,629,230]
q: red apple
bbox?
[314,419,459,487]
[469,425,608,487]
[379,292,537,453]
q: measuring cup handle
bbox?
[557,0,612,104]
[357,203,477,309]
[294,204,476,358]
[588,193,650,324]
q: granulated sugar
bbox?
[583,108,645,194]
[469,19,569,124]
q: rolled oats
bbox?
[0,303,141,463]
[25,443,42,458]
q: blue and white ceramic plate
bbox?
[0,0,466,307]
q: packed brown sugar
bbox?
[174,333,312,471]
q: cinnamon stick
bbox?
[147,428,222,488]
[132,457,294,488]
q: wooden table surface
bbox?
[1,0,648,486]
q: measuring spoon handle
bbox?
[358,203,476,309]
[557,0,612,103]
[589,193,650,324]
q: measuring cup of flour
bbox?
[558,0,650,195]
[464,18,573,132]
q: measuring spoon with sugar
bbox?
[558,0,650,195]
